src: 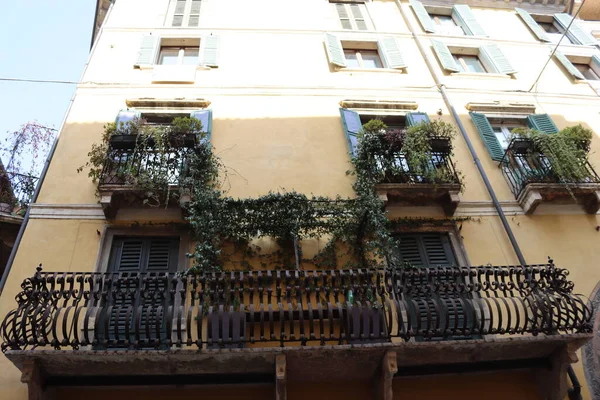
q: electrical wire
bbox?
[529,0,588,92]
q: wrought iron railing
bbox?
[374,138,460,185]
[100,147,196,186]
[500,138,600,198]
[1,262,591,351]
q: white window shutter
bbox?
[554,51,585,80]
[410,0,436,33]
[134,35,159,68]
[378,37,406,69]
[202,35,220,67]
[591,55,600,77]
[452,5,487,37]
[554,13,598,45]
[188,0,201,27]
[349,4,368,30]
[479,44,516,75]
[515,8,550,42]
[172,0,186,27]
[430,39,459,73]
[335,4,353,30]
[325,33,346,68]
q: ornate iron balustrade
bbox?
[100,147,197,186]
[374,137,460,185]
[1,263,591,351]
[500,138,600,198]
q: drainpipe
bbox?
[0,0,116,295]
[395,0,580,393]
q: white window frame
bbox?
[158,46,200,66]
[448,46,497,75]
[343,48,384,69]
[329,0,373,31]
[452,54,486,73]
[430,14,465,36]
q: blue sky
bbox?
[0,1,97,141]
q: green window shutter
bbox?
[406,112,430,127]
[378,37,406,69]
[339,108,362,156]
[188,0,201,27]
[325,33,346,68]
[431,39,460,73]
[115,110,141,132]
[554,51,585,80]
[591,55,600,76]
[202,35,220,67]
[515,8,550,42]
[134,35,159,67]
[410,0,436,33]
[452,5,487,37]
[191,109,213,144]
[172,0,186,27]
[554,13,597,45]
[526,114,559,134]
[469,112,504,161]
[479,44,516,75]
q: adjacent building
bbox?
[2,0,600,398]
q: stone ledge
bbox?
[517,183,600,215]
[376,183,462,216]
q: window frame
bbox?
[166,0,202,28]
[452,54,487,73]
[343,48,384,69]
[157,45,200,66]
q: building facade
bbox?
[2,0,600,398]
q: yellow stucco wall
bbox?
[2,0,600,399]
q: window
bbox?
[430,14,465,36]
[452,54,486,73]
[574,63,600,80]
[343,49,383,69]
[158,46,199,65]
[431,40,516,76]
[538,21,573,44]
[98,236,180,348]
[331,1,370,31]
[168,0,201,27]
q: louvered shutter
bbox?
[190,109,213,145]
[202,35,220,67]
[406,112,430,127]
[134,35,159,67]
[479,44,516,75]
[325,33,346,68]
[526,114,559,134]
[452,5,487,37]
[592,55,600,76]
[335,4,353,29]
[410,0,436,33]
[515,8,550,42]
[469,112,504,161]
[172,0,186,27]
[350,4,368,30]
[188,0,201,27]
[378,37,406,69]
[339,108,362,156]
[431,39,460,73]
[554,51,585,80]
[115,110,141,133]
[393,234,474,341]
[102,237,179,348]
[554,14,598,46]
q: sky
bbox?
[0,1,97,142]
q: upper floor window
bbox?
[515,8,597,46]
[554,51,600,83]
[324,34,407,71]
[168,0,202,27]
[409,1,487,37]
[330,1,371,31]
[158,46,200,65]
[431,40,516,76]
[453,54,486,73]
[344,49,383,69]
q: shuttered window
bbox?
[331,2,370,31]
[100,237,180,348]
[392,233,476,341]
[325,34,407,70]
[169,0,201,27]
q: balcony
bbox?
[98,146,197,219]
[0,170,38,216]
[501,138,600,214]
[373,137,462,215]
[1,263,591,395]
